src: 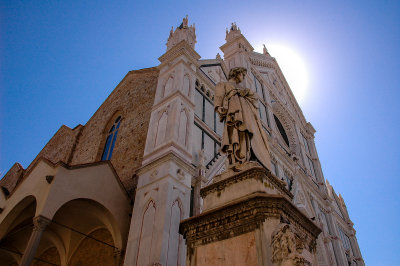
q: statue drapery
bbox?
[214,67,272,170]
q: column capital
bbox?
[32,215,51,232]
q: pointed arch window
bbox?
[273,115,289,147]
[101,116,121,161]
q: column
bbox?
[324,209,348,266]
[349,233,365,266]
[20,215,51,266]
[113,248,123,266]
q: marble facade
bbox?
[0,17,363,266]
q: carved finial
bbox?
[225,22,242,42]
[216,53,221,60]
[183,15,188,28]
[166,16,197,51]
[263,44,270,55]
[339,193,347,208]
[231,22,238,31]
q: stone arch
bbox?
[0,195,37,240]
[166,198,183,266]
[154,109,168,147]
[0,195,37,265]
[52,198,122,248]
[163,75,175,98]
[67,227,116,266]
[36,228,66,266]
[136,199,157,266]
[96,110,124,161]
[271,101,298,154]
[33,246,61,266]
[178,105,189,147]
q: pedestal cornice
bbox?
[200,165,293,199]
[180,192,321,249]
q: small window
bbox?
[101,116,121,160]
[273,115,289,147]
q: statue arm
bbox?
[214,82,227,121]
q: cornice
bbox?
[139,150,196,177]
[158,40,201,67]
[180,192,321,247]
[151,89,195,112]
[8,157,131,201]
[220,34,254,53]
[200,166,293,199]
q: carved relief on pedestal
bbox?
[271,223,308,266]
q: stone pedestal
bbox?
[180,164,321,266]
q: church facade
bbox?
[0,17,364,265]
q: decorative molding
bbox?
[200,166,293,199]
[159,40,200,67]
[32,215,51,232]
[45,175,54,184]
[139,150,196,177]
[180,193,321,249]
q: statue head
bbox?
[228,67,247,83]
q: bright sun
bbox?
[256,44,309,104]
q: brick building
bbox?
[0,17,363,265]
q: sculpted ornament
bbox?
[214,67,272,170]
[272,224,307,266]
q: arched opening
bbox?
[49,198,121,266]
[101,115,122,161]
[32,247,61,266]
[0,196,37,265]
[68,228,115,266]
[273,114,290,147]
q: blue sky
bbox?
[1,1,399,264]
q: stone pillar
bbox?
[349,233,365,266]
[20,215,50,266]
[324,209,348,265]
[123,17,199,266]
[193,150,206,216]
[114,248,123,266]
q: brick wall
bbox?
[28,125,83,170]
[1,67,158,194]
[70,67,159,190]
[0,163,24,194]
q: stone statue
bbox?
[271,224,306,266]
[214,67,272,170]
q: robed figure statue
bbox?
[214,67,272,170]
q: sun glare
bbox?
[256,44,309,104]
